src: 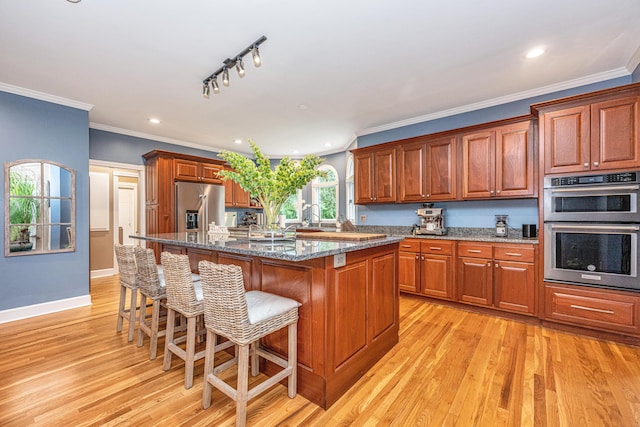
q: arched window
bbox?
[280,190,303,223]
[345,154,355,221]
[310,165,338,225]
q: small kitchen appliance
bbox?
[415,205,446,235]
[495,215,508,237]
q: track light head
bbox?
[222,67,230,87]
[236,56,245,78]
[252,45,262,67]
[211,77,220,94]
[202,81,210,98]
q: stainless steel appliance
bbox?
[543,171,640,222]
[544,223,639,290]
[175,182,225,233]
[415,206,446,235]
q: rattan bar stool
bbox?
[161,252,232,389]
[198,261,300,427]
[134,246,168,360]
[114,244,139,342]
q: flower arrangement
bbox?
[218,140,326,229]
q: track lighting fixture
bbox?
[202,35,266,97]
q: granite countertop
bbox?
[356,226,539,244]
[133,232,405,262]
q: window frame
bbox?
[311,164,339,224]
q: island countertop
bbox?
[132,232,405,262]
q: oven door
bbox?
[543,184,639,222]
[544,223,639,290]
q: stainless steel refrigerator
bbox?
[174,181,225,233]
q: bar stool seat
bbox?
[160,252,231,389]
[198,261,300,427]
[114,244,139,342]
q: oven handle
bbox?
[549,224,639,232]
[550,185,639,193]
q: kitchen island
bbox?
[133,232,403,409]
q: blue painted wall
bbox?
[0,91,89,310]
[356,76,633,228]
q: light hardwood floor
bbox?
[2,276,640,426]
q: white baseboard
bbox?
[0,295,92,324]
[91,268,115,278]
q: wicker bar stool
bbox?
[198,261,300,427]
[161,252,232,389]
[134,246,168,360]
[114,244,139,342]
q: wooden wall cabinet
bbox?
[397,136,457,202]
[537,94,640,174]
[221,168,251,208]
[174,158,223,183]
[461,120,534,199]
[354,147,396,204]
[457,242,536,315]
[398,238,454,300]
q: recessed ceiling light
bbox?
[298,104,308,110]
[234,139,242,144]
[526,47,546,59]
[324,143,332,147]
[148,118,160,124]
[292,150,299,154]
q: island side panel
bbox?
[325,244,400,408]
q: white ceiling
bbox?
[1,0,640,157]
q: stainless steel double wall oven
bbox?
[543,171,640,290]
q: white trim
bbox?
[357,68,631,137]
[89,122,229,154]
[89,159,144,172]
[0,295,91,324]
[627,45,640,75]
[0,82,93,111]
[91,268,115,278]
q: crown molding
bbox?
[627,45,640,74]
[89,122,228,155]
[356,68,631,137]
[0,82,93,111]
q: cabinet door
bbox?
[495,121,534,197]
[397,142,427,202]
[174,159,200,181]
[421,254,453,300]
[398,250,420,293]
[233,182,251,207]
[425,137,457,200]
[223,178,234,207]
[591,95,640,171]
[543,105,590,174]
[200,163,222,183]
[493,260,535,315]
[373,148,396,203]
[462,131,495,198]
[457,256,492,306]
[354,153,374,204]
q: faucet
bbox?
[302,203,323,228]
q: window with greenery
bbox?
[311,165,338,224]
[5,160,76,256]
[279,190,302,222]
[345,154,355,221]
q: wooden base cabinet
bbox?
[399,238,454,300]
[457,242,536,315]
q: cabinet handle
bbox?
[593,161,599,167]
[496,190,500,194]
[429,247,442,251]
[467,249,481,253]
[490,190,494,194]
[570,304,614,315]
[401,244,412,248]
[421,194,425,198]
[487,262,492,267]
[421,256,425,260]
[583,162,589,168]
[426,194,430,198]
[495,263,499,268]
[415,255,419,260]
[505,252,522,257]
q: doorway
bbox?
[117,183,137,245]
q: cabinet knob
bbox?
[426,194,430,198]
[421,256,425,261]
[490,190,494,194]
[496,190,500,194]
[487,262,492,267]
[421,194,425,198]
[495,263,499,268]
[415,255,419,260]
[583,163,589,168]
[593,161,599,167]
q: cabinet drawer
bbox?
[457,242,492,258]
[494,245,534,263]
[398,239,421,252]
[545,284,640,335]
[420,240,454,255]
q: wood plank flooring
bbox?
[2,276,640,426]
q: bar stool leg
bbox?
[137,293,148,348]
[185,315,197,389]
[202,329,216,409]
[163,308,176,371]
[149,300,161,360]
[127,288,137,342]
[288,322,297,398]
[236,344,250,427]
[117,285,126,332]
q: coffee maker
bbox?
[415,205,446,235]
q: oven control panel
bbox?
[548,171,638,187]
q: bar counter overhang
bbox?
[133,232,403,409]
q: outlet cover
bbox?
[359,214,366,222]
[334,253,346,268]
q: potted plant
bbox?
[218,140,326,230]
[9,169,39,251]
